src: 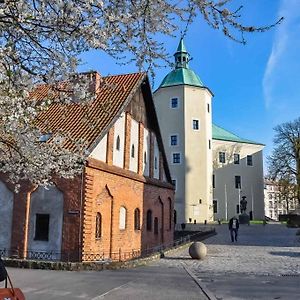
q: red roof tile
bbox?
[34,72,146,151]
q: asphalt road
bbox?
[3,224,300,300]
[5,264,208,300]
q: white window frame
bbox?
[192,118,200,131]
[172,152,181,164]
[170,97,179,109]
[169,134,179,147]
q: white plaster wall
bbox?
[129,119,139,172]
[153,134,160,179]
[113,112,126,168]
[154,86,186,224]
[89,134,107,162]
[212,140,265,220]
[184,86,213,223]
[0,180,13,251]
[27,186,64,260]
[143,128,150,176]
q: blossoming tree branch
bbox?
[0,0,282,186]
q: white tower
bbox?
[154,39,213,225]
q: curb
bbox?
[182,264,217,300]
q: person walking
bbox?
[229,216,239,242]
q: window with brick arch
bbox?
[154,217,159,235]
[116,135,120,151]
[95,212,102,239]
[146,209,152,231]
[119,206,127,230]
[168,198,172,230]
[134,208,140,230]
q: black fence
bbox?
[0,230,214,263]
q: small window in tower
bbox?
[207,103,210,113]
[192,119,199,130]
[172,153,181,164]
[183,57,186,62]
[171,98,178,109]
[170,135,178,146]
[131,144,135,158]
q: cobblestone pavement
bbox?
[154,224,300,299]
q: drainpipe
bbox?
[79,169,85,262]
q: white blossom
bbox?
[0,0,282,186]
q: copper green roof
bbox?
[212,124,264,145]
[176,38,187,53]
[158,38,204,88]
[159,68,203,88]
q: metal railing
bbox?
[0,229,215,263]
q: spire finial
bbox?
[174,38,189,69]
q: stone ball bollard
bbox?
[189,242,207,260]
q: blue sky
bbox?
[78,0,300,173]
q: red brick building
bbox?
[0,72,174,262]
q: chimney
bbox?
[72,71,101,96]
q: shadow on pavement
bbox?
[269,251,300,258]
[161,257,193,261]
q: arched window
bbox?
[154,217,159,235]
[119,206,126,230]
[134,208,140,230]
[95,212,102,239]
[131,144,135,158]
[168,198,172,230]
[146,210,152,231]
[116,136,120,151]
[144,152,147,164]
[174,210,177,225]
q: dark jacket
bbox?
[229,217,239,230]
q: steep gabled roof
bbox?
[212,124,264,146]
[33,72,173,183]
[35,73,145,151]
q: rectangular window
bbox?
[172,153,181,164]
[34,214,50,241]
[212,174,215,188]
[213,200,218,213]
[171,179,177,190]
[192,119,199,130]
[209,139,211,149]
[170,135,178,146]
[235,176,241,189]
[207,103,210,113]
[234,153,240,164]
[236,204,240,214]
[219,152,226,163]
[171,98,178,108]
[247,155,253,166]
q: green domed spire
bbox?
[159,39,203,88]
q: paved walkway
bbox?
[154,224,300,299]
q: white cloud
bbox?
[263,0,300,109]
